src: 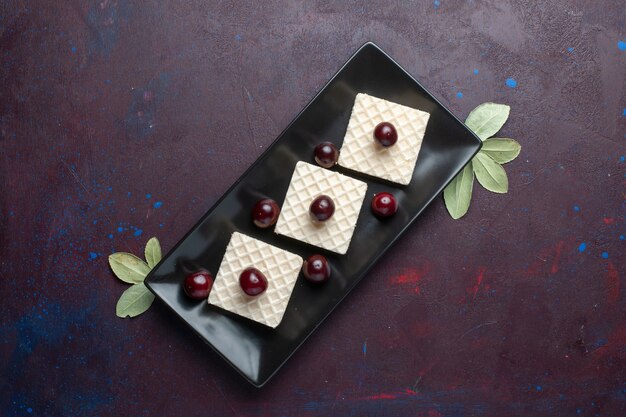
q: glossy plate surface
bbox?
[145,42,482,387]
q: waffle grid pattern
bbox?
[274,162,368,254]
[208,232,303,328]
[338,93,430,185]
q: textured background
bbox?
[1,1,624,416]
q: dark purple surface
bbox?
[1,1,624,416]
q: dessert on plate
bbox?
[195,93,431,328]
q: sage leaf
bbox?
[443,164,474,219]
[472,152,508,193]
[465,103,510,140]
[108,253,150,284]
[116,283,155,318]
[144,237,162,269]
[481,138,521,164]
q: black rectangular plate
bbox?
[145,42,481,387]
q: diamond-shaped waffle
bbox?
[274,161,368,254]
[208,232,303,328]
[338,93,430,185]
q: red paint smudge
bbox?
[417,358,440,378]
[471,336,490,349]
[526,239,574,277]
[389,264,430,294]
[607,261,620,304]
[530,245,555,274]
[469,267,485,299]
[391,270,423,284]
[551,240,564,273]
[410,322,432,337]
[602,217,615,225]
[608,324,626,346]
[363,393,398,400]
[360,390,418,401]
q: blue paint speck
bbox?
[620,235,624,241]
[108,234,113,239]
[456,91,463,99]
[505,78,517,88]
[104,79,112,85]
[434,0,440,7]
[618,40,626,51]
[601,252,608,259]
[235,34,242,41]
[88,252,98,260]
[146,193,151,199]
[363,341,367,354]
[536,385,542,392]
[117,226,123,233]
[578,242,587,253]
[93,220,98,225]
[619,155,625,162]
[573,205,580,212]
[473,69,479,75]
[71,46,77,53]
[27,408,32,414]
[107,186,112,191]
[567,47,573,52]
[133,229,143,237]
[127,191,132,196]
[153,201,163,209]
[622,109,626,117]
[577,409,582,414]
[159,223,164,228]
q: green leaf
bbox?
[481,138,521,164]
[443,164,474,219]
[108,253,150,284]
[465,103,510,140]
[472,152,509,193]
[116,283,155,318]
[144,237,162,269]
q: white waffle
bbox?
[208,232,303,328]
[274,161,368,254]
[338,93,430,185]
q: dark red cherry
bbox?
[239,267,268,296]
[183,270,213,300]
[302,254,331,284]
[371,192,398,217]
[252,198,280,228]
[314,142,339,168]
[374,122,398,147]
[309,195,335,222]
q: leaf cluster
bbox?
[109,238,162,318]
[444,103,521,219]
